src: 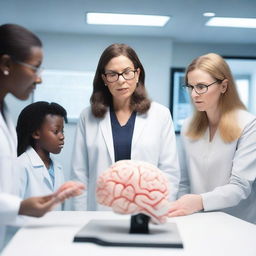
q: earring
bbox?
[3,70,9,76]
[105,84,108,87]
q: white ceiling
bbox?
[1,0,256,44]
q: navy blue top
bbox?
[110,108,136,162]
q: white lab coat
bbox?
[17,147,65,211]
[0,104,20,251]
[0,194,21,225]
[178,109,256,223]
[4,147,65,249]
[71,101,180,210]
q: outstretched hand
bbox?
[18,181,85,217]
[168,194,203,217]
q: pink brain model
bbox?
[96,160,170,224]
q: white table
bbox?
[2,211,256,256]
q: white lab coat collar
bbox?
[131,111,147,150]
[99,109,115,163]
[25,147,61,191]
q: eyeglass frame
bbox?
[12,59,43,75]
[183,79,222,95]
[103,69,138,83]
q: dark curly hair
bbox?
[90,43,151,117]
[16,101,67,156]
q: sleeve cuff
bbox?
[0,193,22,225]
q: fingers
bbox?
[54,187,82,203]
[54,181,85,196]
[168,210,186,217]
[168,201,187,217]
[36,197,57,216]
[19,196,56,217]
[168,201,179,213]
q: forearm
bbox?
[202,177,252,211]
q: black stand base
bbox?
[130,214,150,234]
[74,217,183,248]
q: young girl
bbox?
[16,101,68,210]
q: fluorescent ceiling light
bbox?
[203,12,215,17]
[87,13,170,27]
[206,17,256,28]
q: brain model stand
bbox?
[96,160,171,233]
[74,160,183,248]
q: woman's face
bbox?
[8,46,43,100]
[187,69,226,114]
[102,55,140,104]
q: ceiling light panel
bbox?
[206,17,256,28]
[87,13,170,27]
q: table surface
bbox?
[2,211,256,256]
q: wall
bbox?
[172,42,256,67]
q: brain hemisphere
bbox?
[96,160,170,224]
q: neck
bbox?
[206,107,221,128]
[113,98,131,113]
[34,147,51,168]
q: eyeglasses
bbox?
[13,59,43,75]
[184,80,220,95]
[104,69,137,83]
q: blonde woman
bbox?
[169,53,256,224]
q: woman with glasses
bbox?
[0,23,85,251]
[71,43,180,210]
[169,53,256,224]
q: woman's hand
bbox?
[168,194,203,217]
[18,181,85,217]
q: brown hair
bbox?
[185,53,246,142]
[90,43,151,117]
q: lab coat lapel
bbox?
[132,112,147,149]
[27,147,54,191]
[99,109,115,163]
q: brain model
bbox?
[96,160,170,224]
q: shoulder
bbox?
[17,150,30,164]
[18,147,44,167]
[237,109,256,126]
[147,101,170,117]
[79,106,109,123]
[236,109,256,135]
[79,106,93,119]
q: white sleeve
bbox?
[70,111,89,210]
[158,110,180,201]
[177,131,190,198]
[14,158,28,199]
[0,193,21,225]
[202,119,256,211]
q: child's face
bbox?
[35,114,65,154]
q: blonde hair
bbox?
[185,53,246,143]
